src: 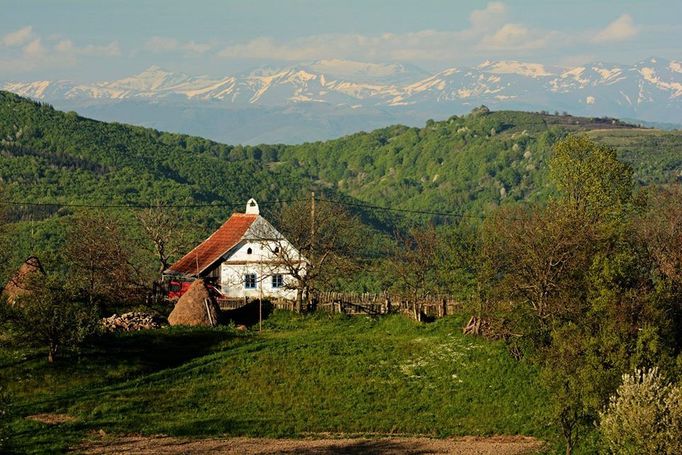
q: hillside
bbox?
[1,313,553,453]
[2,90,682,261]
[277,110,682,215]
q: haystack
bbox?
[2,256,45,305]
[167,279,220,327]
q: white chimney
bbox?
[245,198,259,215]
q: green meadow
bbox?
[1,312,555,453]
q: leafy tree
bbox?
[479,136,680,453]
[549,135,633,222]
[9,275,98,362]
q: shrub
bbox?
[11,275,99,362]
[599,368,682,454]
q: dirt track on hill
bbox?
[80,434,545,454]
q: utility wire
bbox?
[1,196,507,220]
[0,199,303,209]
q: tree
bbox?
[390,225,443,320]
[0,188,10,284]
[9,275,98,362]
[254,198,362,312]
[63,211,143,311]
[636,186,682,287]
[482,203,593,325]
[549,135,633,222]
[136,207,197,281]
[480,136,660,453]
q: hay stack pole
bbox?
[168,279,220,327]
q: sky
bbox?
[1,0,680,81]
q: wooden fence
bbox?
[315,291,460,321]
[219,291,461,322]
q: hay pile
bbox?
[2,256,45,305]
[168,279,220,327]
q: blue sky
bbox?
[1,0,680,81]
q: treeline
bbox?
[382,136,682,453]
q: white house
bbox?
[165,199,305,300]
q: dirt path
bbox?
[80,434,545,454]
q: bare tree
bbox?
[390,225,443,319]
[481,202,593,324]
[253,198,362,312]
[63,210,143,311]
[636,186,682,287]
[136,207,197,281]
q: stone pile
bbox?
[100,312,165,332]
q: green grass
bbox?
[1,312,555,453]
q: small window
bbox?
[244,274,257,289]
[247,247,253,255]
[272,274,284,288]
[273,246,280,254]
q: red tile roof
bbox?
[167,213,258,276]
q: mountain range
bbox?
[3,57,681,144]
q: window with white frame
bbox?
[271,274,284,288]
[244,273,257,289]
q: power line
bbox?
[315,197,473,220]
[0,199,303,210]
[0,196,505,220]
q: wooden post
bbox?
[311,191,315,243]
[259,262,263,332]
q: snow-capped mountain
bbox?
[3,57,681,144]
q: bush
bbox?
[599,368,682,454]
[11,275,99,362]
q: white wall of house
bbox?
[219,239,302,300]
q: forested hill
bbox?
[277,108,682,214]
[2,90,682,234]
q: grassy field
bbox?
[1,312,555,453]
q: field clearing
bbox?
[1,312,553,453]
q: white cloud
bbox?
[213,1,578,62]
[23,39,46,58]
[215,1,515,62]
[1,26,34,47]
[593,14,639,43]
[0,27,120,74]
[469,2,507,33]
[145,36,178,52]
[481,24,531,47]
[145,36,211,54]
[479,24,561,51]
